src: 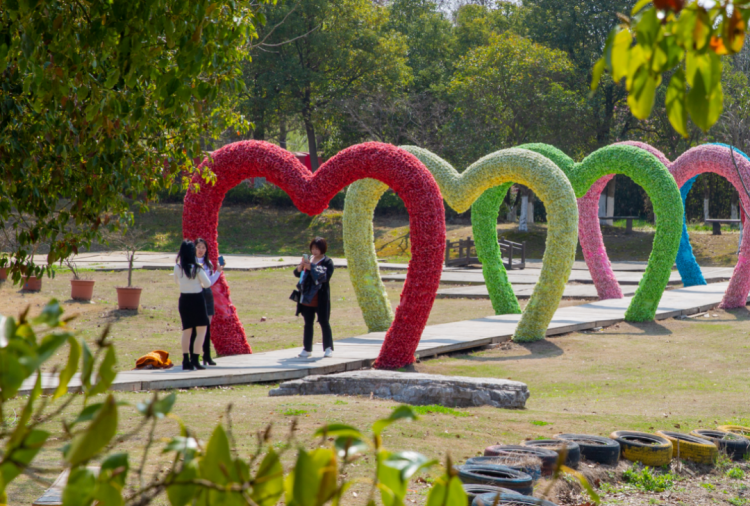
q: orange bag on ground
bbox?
[135,350,173,370]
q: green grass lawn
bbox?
[124,203,745,266]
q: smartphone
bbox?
[303,254,309,261]
[218,255,225,266]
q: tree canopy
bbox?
[0,0,264,279]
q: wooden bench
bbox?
[445,236,526,270]
[499,237,526,270]
[445,236,477,267]
[599,215,640,234]
[705,219,741,235]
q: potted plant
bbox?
[107,227,149,310]
[22,243,43,292]
[66,259,95,301]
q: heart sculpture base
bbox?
[183,141,446,369]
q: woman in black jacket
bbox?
[294,237,334,358]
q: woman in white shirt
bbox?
[174,240,211,371]
[191,238,223,366]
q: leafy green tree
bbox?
[522,0,635,146]
[453,2,523,55]
[445,32,592,165]
[244,0,410,169]
[0,0,263,281]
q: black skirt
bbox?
[203,287,215,317]
[178,292,209,330]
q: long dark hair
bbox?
[194,237,214,271]
[177,240,199,279]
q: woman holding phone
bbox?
[175,240,211,371]
[192,238,224,366]
[294,237,334,358]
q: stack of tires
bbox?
[458,425,750,505]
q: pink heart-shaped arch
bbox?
[580,141,750,308]
[183,141,446,368]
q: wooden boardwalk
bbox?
[17,282,734,395]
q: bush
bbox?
[622,464,675,492]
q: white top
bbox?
[174,264,211,293]
[197,257,221,286]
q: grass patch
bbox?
[531,420,551,426]
[406,405,471,417]
[622,464,675,493]
[727,467,746,479]
[282,408,308,416]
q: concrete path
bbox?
[382,267,735,286]
[17,282,734,395]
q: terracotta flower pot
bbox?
[0,268,7,281]
[23,276,42,292]
[71,279,96,301]
[116,286,142,310]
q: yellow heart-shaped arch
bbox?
[343,147,579,342]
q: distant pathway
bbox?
[17,282,735,395]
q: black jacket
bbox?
[294,256,334,322]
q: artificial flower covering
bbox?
[184,141,446,368]
[619,142,750,308]
[515,144,683,322]
[343,147,578,343]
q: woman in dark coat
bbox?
[294,237,334,358]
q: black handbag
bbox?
[289,289,300,303]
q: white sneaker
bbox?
[298,349,311,358]
[324,348,333,358]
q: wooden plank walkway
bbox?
[17,282,734,395]
[436,283,639,299]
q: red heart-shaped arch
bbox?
[183,141,445,369]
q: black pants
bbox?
[301,305,333,352]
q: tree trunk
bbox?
[279,115,287,150]
[528,191,535,226]
[519,187,533,232]
[600,178,616,226]
[303,114,319,171]
[703,179,710,221]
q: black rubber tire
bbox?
[472,492,559,506]
[463,484,519,505]
[521,439,581,468]
[466,457,542,482]
[484,445,559,476]
[610,431,673,467]
[457,464,534,496]
[691,429,750,462]
[553,434,620,466]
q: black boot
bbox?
[182,353,194,371]
[203,328,216,366]
[190,353,205,370]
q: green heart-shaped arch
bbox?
[472,144,683,322]
[343,147,578,342]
